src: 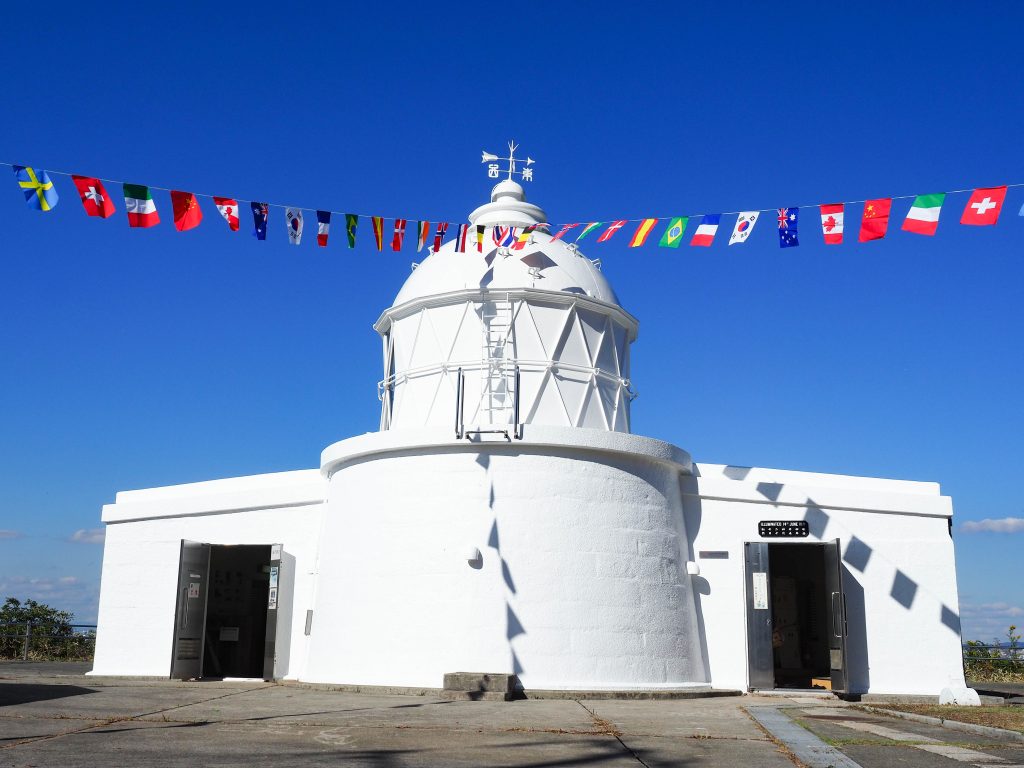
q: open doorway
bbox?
[171,542,282,680]
[745,540,848,692]
[768,544,830,688]
[203,545,271,679]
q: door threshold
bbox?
[752,688,835,697]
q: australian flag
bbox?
[251,201,269,240]
[777,207,799,248]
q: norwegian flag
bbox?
[433,222,450,252]
[455,224,469,252]
[392,218,407,251]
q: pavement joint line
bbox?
[573,699,653,768]
[746,705,863,768]
[0,682,271,751]
[857,705,1024,744]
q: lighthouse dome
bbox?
[376,180,638,435]
[392,180,620,307]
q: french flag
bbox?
[690,214,720,247]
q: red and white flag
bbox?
[392,218,407,251]
[71,175,116,218]
[820,203,844,245]
[960,186,1007,226]
[597,220,627,243]
[416,221,430,252]
[433,222,449,252]
[455,224,468,252]
[212,197,240,231]
[551,223,579,241]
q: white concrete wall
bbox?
[309,427,704,690]
[686,464,964,695]
[91,470,325,679]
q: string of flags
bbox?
[7,162,1024,254]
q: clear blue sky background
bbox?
[1,2,1020,640]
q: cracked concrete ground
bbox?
[0,668,793,767]
[6,665,1023,767]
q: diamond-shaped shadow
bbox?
[891,569,918,609]
[843,536,873,572]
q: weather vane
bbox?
[481,140,535,182]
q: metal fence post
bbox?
[22,621,32,661]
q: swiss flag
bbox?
[71,175,116,218]
[960,186,1007,226]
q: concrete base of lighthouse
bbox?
[307,426,709,691]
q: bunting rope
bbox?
[3,160,1022,249]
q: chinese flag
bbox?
[859,198,892,242]
[171,190,203,232]
[71,175,116,218]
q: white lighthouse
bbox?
[91,148,968,698]
[305,175,707,689]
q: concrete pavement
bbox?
[2,663,1023,767]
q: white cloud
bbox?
[959,602,1024,641]
[0,575,98,623]
[960,517,1024,534]
[70,528,105,544]
[0,529,21,539]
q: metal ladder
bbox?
[479,297,515,426]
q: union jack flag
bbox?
[492,226,517,247]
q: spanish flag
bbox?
[371,216,385,251]
[629,218,659,248]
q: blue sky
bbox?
[1,2,1021,640]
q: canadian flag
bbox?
[213,197,240,231]
[820,203,843,245]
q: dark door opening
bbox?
[201,544,271,679]
[768,544,830,688]
[745,540,848,692]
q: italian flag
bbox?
[901,193,945,236]
[123,183,160,228]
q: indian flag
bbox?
[123,184,160,228]
[901,193,945,236]
[576,221,602,241]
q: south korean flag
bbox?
[729,211,759,245]
[286,207,303,245]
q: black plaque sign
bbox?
[758,520,809,538]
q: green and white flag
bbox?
[123,184,159,228]
[901,193,945,236]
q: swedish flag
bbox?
[13,166,59,211]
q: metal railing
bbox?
[0,622,97,661]
[963,643,1023,663]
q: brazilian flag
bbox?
[658,216,688,248]
[345,213,358,248]
[14,166,59,212]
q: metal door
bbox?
[744,542,774,690]
[824,538,849,693]
[170,540,211,680]
[262,544,282,680]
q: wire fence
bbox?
[0,622,97,662]
[0,622,1020,678]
